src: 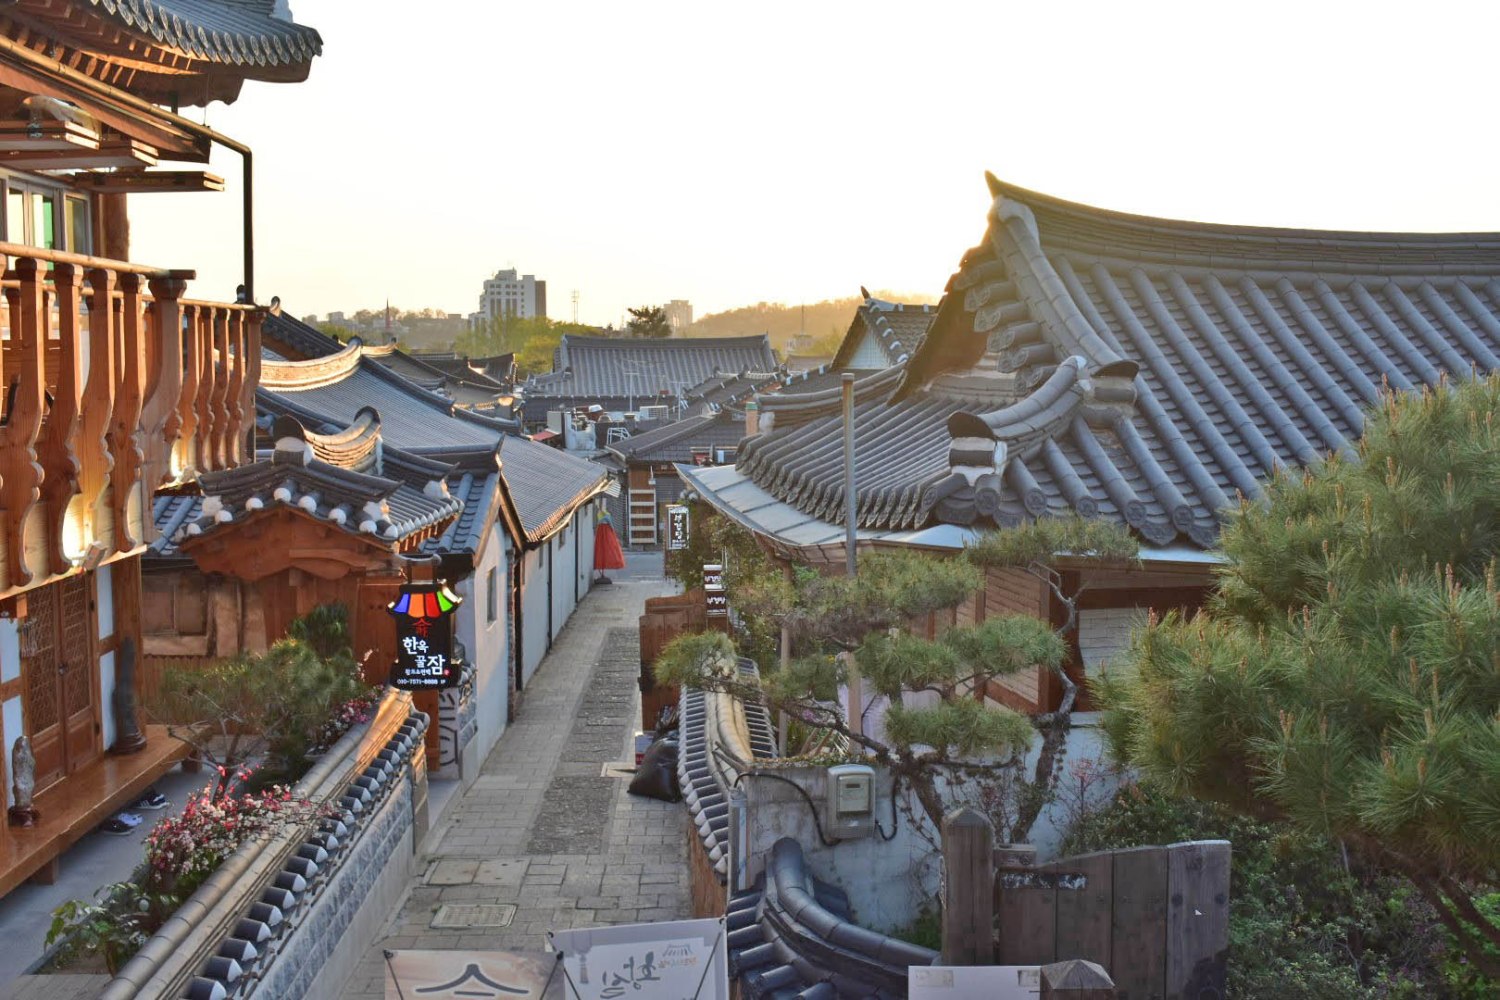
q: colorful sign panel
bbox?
[666,505,690,550]
[549,918,729,1000]
[384,949,562,998]
[388,582,462,690]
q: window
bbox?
[486,567,498,624]
[1,177,88,251]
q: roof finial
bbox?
[859,285,871,300]
[985,171,1004,198]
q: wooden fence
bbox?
[996,841,1229,999]
[139,652,217,715]
[941,808,1229,1000]
[638,589,730,729]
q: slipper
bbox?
[99,818,133,836]
[115,812,143,827]
[134,790,169,811]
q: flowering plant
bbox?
[143,784,322,898]
[308,688,381,754]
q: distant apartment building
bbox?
[478,268,547,324]
[663,298,693,333]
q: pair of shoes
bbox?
[134,789,169,811]
[115,812,143,828]
[99,818,134,836]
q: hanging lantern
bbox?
[388,559,463,690]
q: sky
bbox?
[130,0,1500,327]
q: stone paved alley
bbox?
[338,567,686,998]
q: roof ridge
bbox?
[260,341,362,389]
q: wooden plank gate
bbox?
[995,841,1230,1000]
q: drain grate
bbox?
[600,762,636,779]
[430,903,517,929]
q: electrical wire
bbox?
[732,769,840,847]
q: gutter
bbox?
[0,35,258,301]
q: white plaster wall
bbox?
[520,546,550,682]
[460,527,509,759]
[848,331,888,369]
[576,501,596,602]
[550,523,578,641]
[2,695,21,809]
[0,618,18,684]
[742,763,940,934]
[1078,607,1142,680]
[739,721,1120,932]
[96,564,114,641]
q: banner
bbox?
[384,949,562,999]
[909,965,1041,999]
[549,918,729,1000]
[666,505,690,550]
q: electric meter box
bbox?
[826,763,876,839]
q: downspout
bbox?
[0,36,257,301]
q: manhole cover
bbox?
[430,903,517,929]
[600,762,636,778]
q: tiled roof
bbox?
[829,292,937,372]
[257,343,516,452]
[499,434,609,542]
[260,306,604,549]
[151,411,461,558]
[727,839,938,999]
[74,0,322,70]
[409,351,513,388]
[708,176,1500,549]
[679,661,779,882]
[262,307,346,361]
[606,411,747,464]
[526,334,778,399]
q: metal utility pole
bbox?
[842,372,862,737]
[842,372,857,576]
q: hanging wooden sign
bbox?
[388,581,463,689]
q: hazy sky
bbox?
[129,1,1500,326]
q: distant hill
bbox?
[685,290,939,353]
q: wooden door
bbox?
[22,579,66,790]
[59,576,100,773]
[21,576,98,791]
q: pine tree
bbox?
[654,517,1138,842]
[1099,374,1500,977]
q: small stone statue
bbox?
[8,735,39,827]
[110,636,147,755]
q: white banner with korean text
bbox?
[548,918,729,1000]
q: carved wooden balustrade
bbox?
[0,242,262,600]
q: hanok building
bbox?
[519,332,778,429]
[0,0,320,898]
[683,175,1500,712]
[831,290,936,373]
[147,315,609,782]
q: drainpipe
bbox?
[0,36,257,301]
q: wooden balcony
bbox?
[0,243,262,601]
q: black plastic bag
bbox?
[627,736,681,802]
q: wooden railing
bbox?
[0,242,262,600]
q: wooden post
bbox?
[1040,959,1116,999]
[941,807,995,966]
[1166,840,1230,1000]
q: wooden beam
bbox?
[0,118,99,151]
[0,136,155,169]
[72,170,224,194]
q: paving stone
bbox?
[337,579,691,1000]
